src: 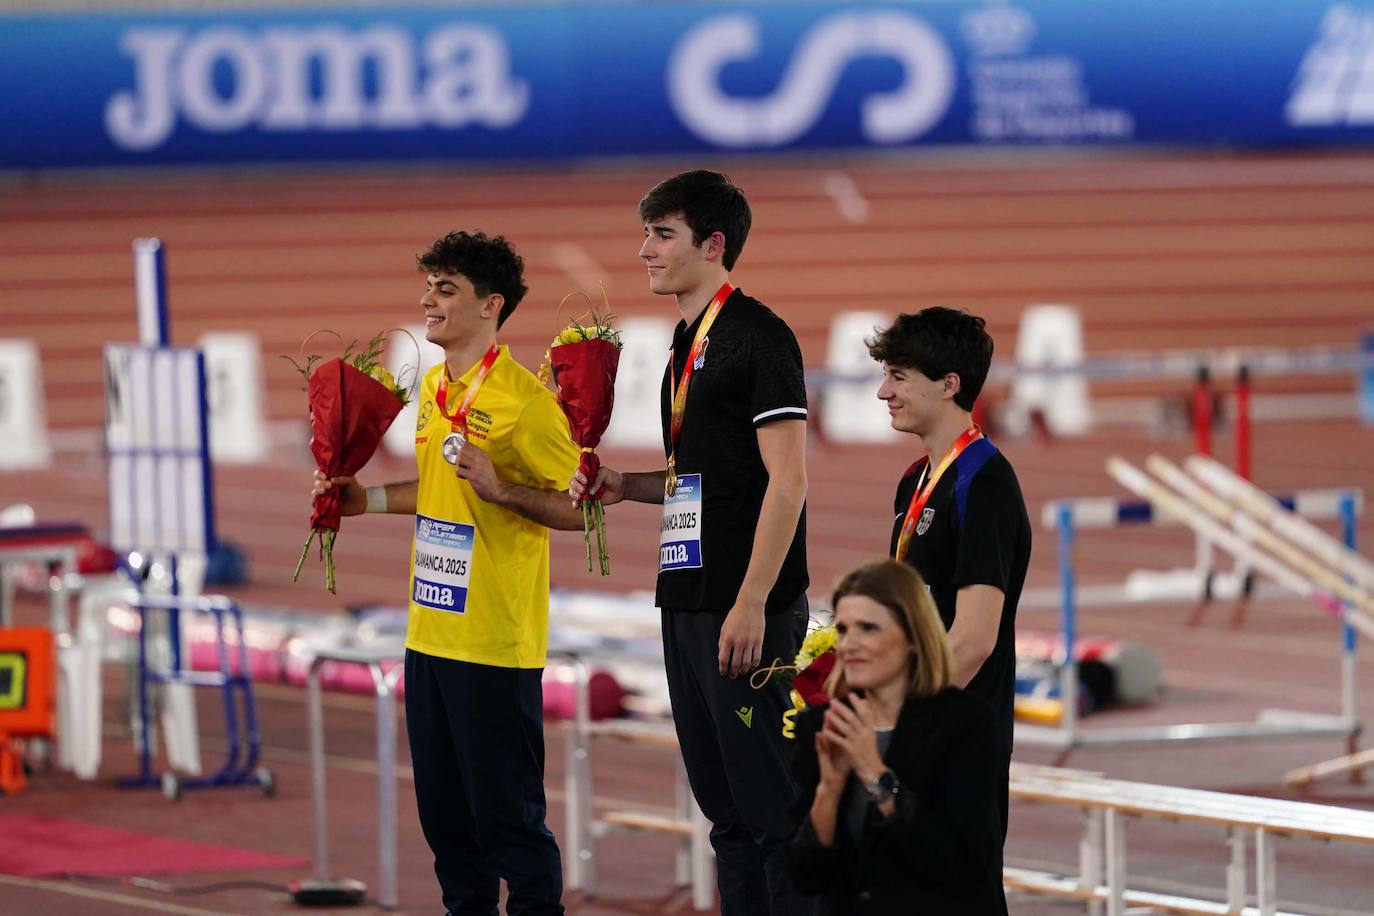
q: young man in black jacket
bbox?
[871,307,1032,838]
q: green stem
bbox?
[595,499,610,575]
[581,500,593,572]
[292,528,316,583]
[325,528,337,594]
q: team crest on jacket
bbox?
[693,337,710,370]
[916,507,935,536]
[416,401,434,431]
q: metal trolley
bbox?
[120,594,274,800]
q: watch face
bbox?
[867,769,897,801]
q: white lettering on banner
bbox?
[263,27,420,130]
[1287,5,1374,127]
[105,24,529,151]
[180,28,268,132]
[962,5,1134,142]
[105,29,183,151]
[667,11,955,148]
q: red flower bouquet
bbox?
[540,298,622,575]
[285,333,412,592]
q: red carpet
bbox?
[0,815,309,878]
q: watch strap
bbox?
[865,769,899,802]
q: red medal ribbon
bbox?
[665,281,733,495]
[894,425,983,563]
[436,344,501,435]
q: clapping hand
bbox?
[815,729,852,793]
[820,693,886,783]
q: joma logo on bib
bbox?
[414,579,457,608]
[104,24,529,151]
[667,11,955,148]
[661,543,691,567]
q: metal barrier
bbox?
[292,647,712,909]
[556,653,714,910]
[300,646,404,909]
[1007,762,1374,916]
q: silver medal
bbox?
[442,431,466,465]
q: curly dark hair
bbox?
[867,307,994,412]
[639,170,752,271]
[416,231,528,329]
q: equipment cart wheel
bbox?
[256,766,276,798]
[161,771,182,801]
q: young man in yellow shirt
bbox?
[315,231,584,915]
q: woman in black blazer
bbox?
[786,559,1008,915]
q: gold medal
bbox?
[665,282,732,504]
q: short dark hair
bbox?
[867,308,994,411]
[416,231,528,329]
[639,170,752,271]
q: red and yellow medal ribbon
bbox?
[436,343,501,436]
[893,425,983,562]
[665,282,734,496]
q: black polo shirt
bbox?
[890,439,1031,754]
[656,288,809,614]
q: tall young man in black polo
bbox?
[570,170,811,916]
[870,307,1031,839]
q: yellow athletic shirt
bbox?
[407,345,579,668]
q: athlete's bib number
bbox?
[412,514,475,613]
[659,473,703,572]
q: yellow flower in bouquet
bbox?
[366,364,407,404]
[795,623,837,671]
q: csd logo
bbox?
[667,10,955,148]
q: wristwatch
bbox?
[864,769,900,803]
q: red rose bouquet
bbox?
[284,332,413,592]
[539,294,622,575]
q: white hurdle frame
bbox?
[1022,476,1363,757]
[1006,762,1374,916]
[557,654,714,910]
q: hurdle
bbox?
[1024,467,1363,757]
[558,654,714,911]
[293,645,403,909]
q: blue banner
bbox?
[2,1,1372,168]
